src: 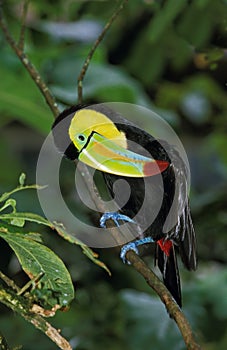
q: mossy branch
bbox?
[0,280,72,350]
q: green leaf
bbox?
[0,178,110,275]
[0,66,52,134]
[53,222,111,276]
[0,212,111,275]
[0,212,52,226]
[0,221,43,242]
[19,173,26,186]
[0,229,74,308]
[10,218,25,228]
[0,184,45,203]
[0,198,17,213]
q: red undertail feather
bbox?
[157,238,173,257]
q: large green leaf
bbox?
[0,211,111,275]
[0,66,52,134]
[0,228,74,308]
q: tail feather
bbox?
[156,244,182,307]
[178,208,197,271]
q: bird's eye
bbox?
[77,134,86,142]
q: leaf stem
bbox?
[0,184,45,203]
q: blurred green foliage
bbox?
[0,0,227,349]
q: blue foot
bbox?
[120,237,154,264]
[100,212,136,228]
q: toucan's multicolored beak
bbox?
[79,133,169,177]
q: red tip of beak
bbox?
[143,160,169,176]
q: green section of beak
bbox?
[78,133,169,177]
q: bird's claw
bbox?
[120,242,139,264]
[100,212,136,228]
[100,212,155,265]
[120,237,155,264]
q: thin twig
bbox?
[18,0,29,51]
[77,0,128,104]
[0,5,59,118]
[0,271,20,293]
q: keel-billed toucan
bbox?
[52,104,197,307]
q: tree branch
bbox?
[77,162,201,350]
[0,5,59,118]
[0,281,72,350]
[77,0,128,104]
